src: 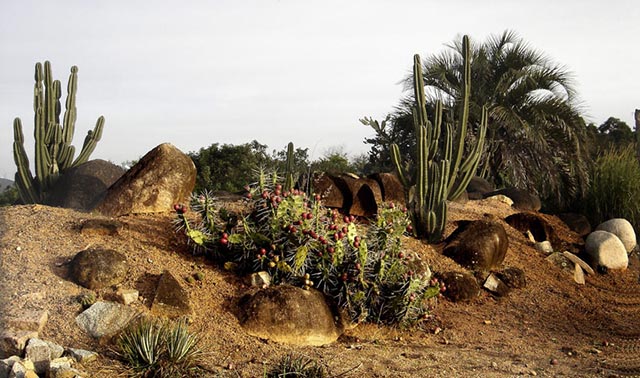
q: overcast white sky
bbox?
[1,0,638,179]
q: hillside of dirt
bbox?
[1,199,640,377]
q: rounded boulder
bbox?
[595,218,636,253]
[585,230,628,271]
[69,248,128,290]
[237,285,340,346]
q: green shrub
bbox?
[117,318,202,378]
[176,171,441,326]
[267,354,326,378]
[583,145,640,230]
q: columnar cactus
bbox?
[12,61,105,204]
[284,142,295,192]
[392,35,488,242]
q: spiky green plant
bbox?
[176,173,442,325]
[390,36,487,243]
[12,61,104,204]
[583,145,640,232]
[117,318,203,378]
[267,354,327,378]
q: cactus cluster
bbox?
[176,172,442,325]
[12,61,104,204]
[392,36,488,242]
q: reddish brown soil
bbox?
[1,199,639,377]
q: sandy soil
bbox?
[1,199,640,377]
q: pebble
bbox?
[550,358,558,365]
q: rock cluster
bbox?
[0,310,96,378]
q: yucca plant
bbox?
[117,317,203,378]
[267,354,327,378]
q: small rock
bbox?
[247,271,271,287]
[0,330,38,359]
[4,310,49,333]
[535,241,553,255]
[525,230,536,243]
[118,289,139,305]
[0,356,21,377]
[483,274,510,296]
[66,348,98,363]
[485,194,514,206]
[75,301,140,338]
[546,252,572,272]
[26,338,58,374]
[573,264,585,285]
[562,251,595,275]
[150,270,193,319]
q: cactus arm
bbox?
[284,142,295,192]
[13,118,39,203]
[58,66,78,169]
[390,143,409,188]
[72,115,104,167]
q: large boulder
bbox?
[237,285,340,346]
[584,230,628,271]
[95,143,196,216]
[46,159,125,211]
[465,176,495,200]
[443,220,509,271]
[484,187,541,211]
[312,173,381,217]
[595,218,636,253]
[69,248,128,290]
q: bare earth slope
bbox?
[1,200,640,377]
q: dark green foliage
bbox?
[176,172,441,326]
[267,354,327,378]
[12,61,104,204]
[582,146,640,232]
[366,31,589,210]
[189,140,273,192]
[586,117,635,159]
[117,318,202,378]
[0,185,19,207]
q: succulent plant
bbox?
[176,171,441,325]
[12,61,104,204]
[391,36,488,242]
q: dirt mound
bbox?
[1,201,640,377]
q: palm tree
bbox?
[392,30,589,209]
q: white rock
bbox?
[596,218,637,253]
[485,194,514,206]
[534,241,553,254]
[585,230,629,270]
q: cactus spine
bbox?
[392,35,488,242]
[284,142,295,192]
[12,61,104,204]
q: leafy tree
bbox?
[365,30,590,209]
[189,140,273,192]
[596,117,634,152]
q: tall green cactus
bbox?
[12,61,104,204]
[392,35,488,242]
[284,142,295,192]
